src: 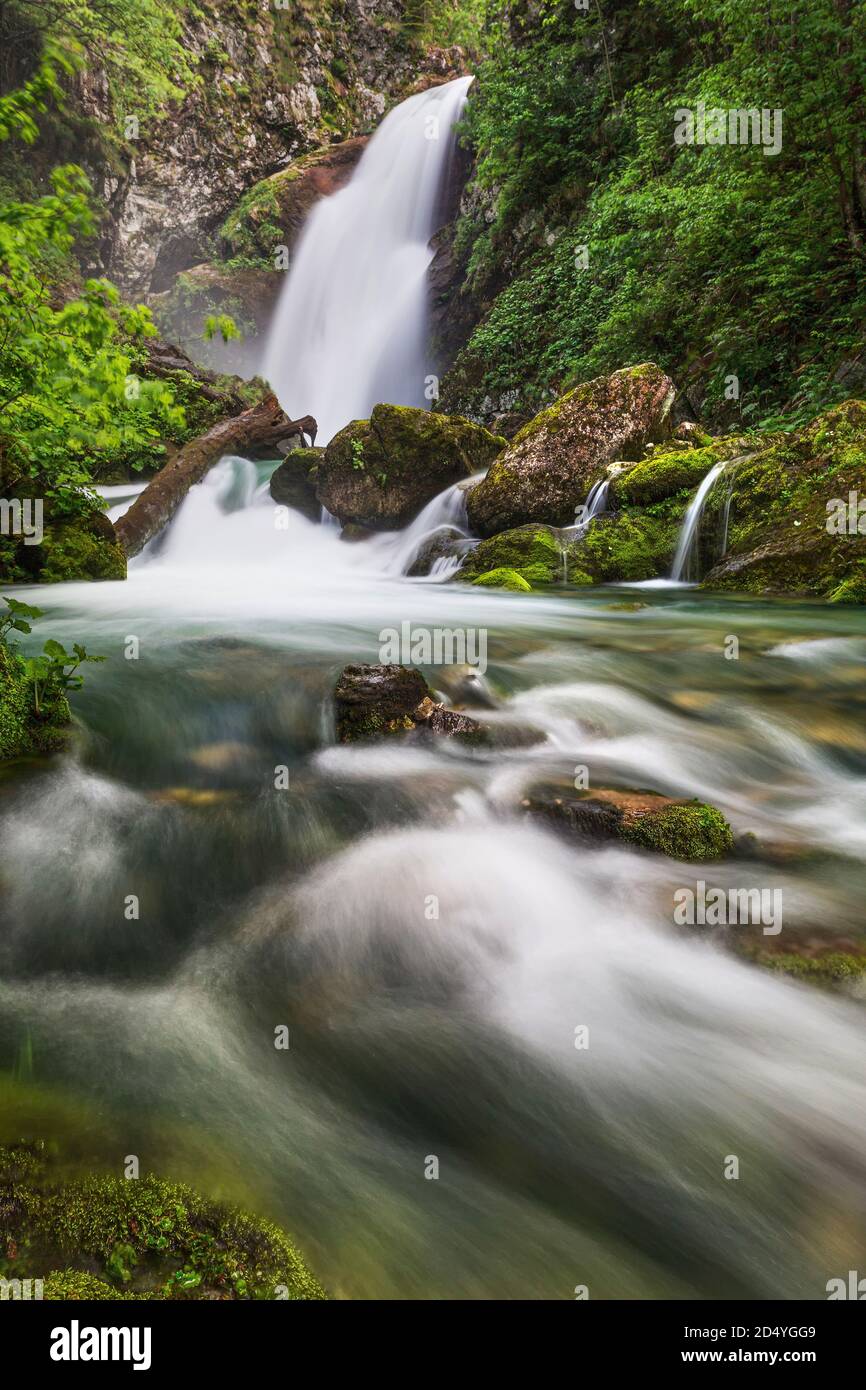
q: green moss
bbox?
[621,802,733,861]
[28,514,127,585]
[43,1270,137,1300]
[471,567,533,592]
[1,1146,326,1301]
[752,952,866,987]
[460,524,562,585]
[575,505,682,583]
[702,401,866,600]
[0,641,71,761]
[613,442,739,506]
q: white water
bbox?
[262,76,473,444]
[670,459,729,581]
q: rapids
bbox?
[2,457,866,1298]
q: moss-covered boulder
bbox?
[459,524,564,586]
[471,567,533,592]
[523,789,733,861]
[269,447,323,522]
[0,641,70,761]
[6,509,126,586]
[573,505,683,583]
[0,1143,325,1301]
[702,400,866,600]
[612,440,744,507]
[318,405,506,530]
[466,364,676,537]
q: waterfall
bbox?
[670,460,729,582]
[261,76,473,444]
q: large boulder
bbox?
[702,400,866,601]
[317,405,506,530]
[466,364,676,537]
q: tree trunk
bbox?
[115,393,295,558]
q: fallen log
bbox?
[115,393,313,558]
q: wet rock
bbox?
[269,447,323,523]
[471,567,533,592]
[406,527,467,577]
[12,509,126,584]
[318,404,506,530]
[466,364,676,537]
[334,663,433,742]
[334,664,540,748]
[523,788,733,861]
[701,400,866,601]
[611,441,743,507]
[458,523,570,586]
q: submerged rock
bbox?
[334,663,539,748]
[318,404,505,530]
[269,447,323,522]
[523,788,733,861]
[334,663,432,742]
[466,364,676,537]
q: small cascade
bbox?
[369,474,480,578]
[558,476,611,583]
[670,459,731,582]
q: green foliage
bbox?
[0,165,187,509]
[0,595,42,642]
[22,639,104,716]
[449,0,866,428]
[203,313,242,344]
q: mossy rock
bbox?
[10,510,126,585]
[573,504,683,583]
[318,404,506,530]
[748,952,866,988]
[702,400,866,600]
[0,641,71,762]
[523,789,733,861]
[269,447,322,522]
[0,1144,326,1301]
[459,523,564,586]
[471,567,533,592]
[619,802,734,861]
[466,364,676,536]
[612,440,744,506]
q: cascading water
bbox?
[261,76,473,443]
[5,87,866,1306]
[670,459,732,581]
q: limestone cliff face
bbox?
[80,0,467,298]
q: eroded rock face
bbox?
[86,3,471,297]
[318,405,506,530]
[466,364,676,537]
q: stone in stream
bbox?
[269,447,323,523]
[333,664,539,748]
[317,404,506,530]
[466,364,676,537]
[523,788,733,861]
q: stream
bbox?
[2,458,866,1298]
[2,72,866,1302]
